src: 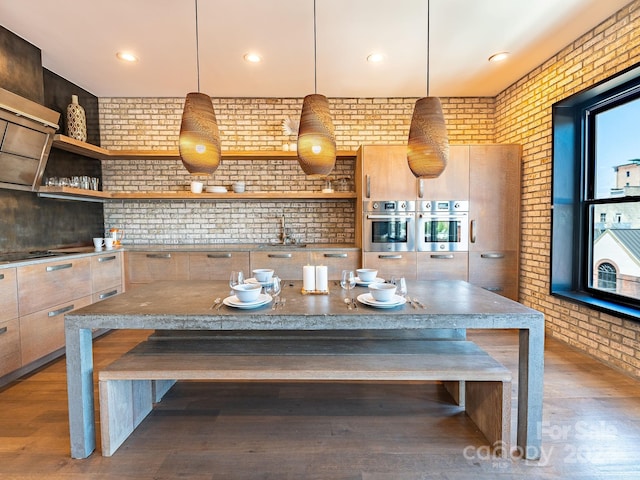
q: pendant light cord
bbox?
[313,0,318,94]
[195,0,201,93]
[426,0,430,96]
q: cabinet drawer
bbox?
[126,252,190,284]
[310,251,359,280]
[91,252,123,292]
[0,268,18,322]
[417,252,468,281]
[0,317,21,377]
[17,257,91,316]
[19,295,92,366]
[363,252,417,280]
[250,251,310,280]
[468,251,519,300]
[189,252,251,280]
[92,286,122,303]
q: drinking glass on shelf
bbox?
[229,271,244,294]
[340,270,356,295]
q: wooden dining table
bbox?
[64,279,544,459]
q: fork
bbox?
[271,297,280,310]
[210,297,222,309]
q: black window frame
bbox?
[551,62,640,322]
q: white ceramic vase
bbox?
[66,94,87,142]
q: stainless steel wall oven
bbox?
[417,200,469,252]
[363,200,416,252]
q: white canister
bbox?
[190,181,203,194]
[233,181,245,193]
[315,265,328,292]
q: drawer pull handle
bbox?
[49,304,74,317]
[481,253,505,259]
[207,253,232,258]
[46,263,72,272]
[146,253,171,259]
[99,290,118,300]
[430,254,454,259]
[0,326,7,335]
[268,253,292,258]
[0,273,4,280]
[98,255,117,262]
[323,253,348,258]
[483,286,504,292]
[378,254,402,259]
[470,220,477,243]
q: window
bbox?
[552,62,640,321]
[597,262,617,291]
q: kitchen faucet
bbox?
[280,215,293,244]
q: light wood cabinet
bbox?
[250,250,310,280]
[0,268,20,377]
[0,268,18,322]
[188,251,251,280]
[363,252,416,280]
[91,251,124,293]
[125,252,190,288]
[19,295,92,365]
[468,145,521,300]
[17,257,91,316]
[310,250,359,280]
[417,252,468,281]
[0,317,21,377]
[419,146,470,201]
[357,145,417,201]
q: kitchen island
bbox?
[64,279,544,459]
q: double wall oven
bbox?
[363,200,469,253]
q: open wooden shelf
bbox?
[37,186,357,202]
[52,135,356,160]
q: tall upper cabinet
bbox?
[467,145,521,300]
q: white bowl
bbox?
[232,283,262,302]
[252,268,274,283]
[356,268,378,282]
[368,283,397,302]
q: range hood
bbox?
[0,87,60,192]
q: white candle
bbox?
[303,265,316,291]
[315,265,328,292]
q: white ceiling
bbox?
[0,0,632,98]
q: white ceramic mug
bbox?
[190,181,203,194]
[104,237,115,250]
[233,181,245,193]
[92,237,104,250]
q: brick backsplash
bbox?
[99,96,494,247]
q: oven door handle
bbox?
[366,214,415,220]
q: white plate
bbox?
[206,186,227,193]
[357,293,406,308]
[223,293,272,309]
[355,277,385,286]
[245,277,272,286]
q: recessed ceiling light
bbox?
[488,52,509,63]
[116,52,138,62]
[244,53,262,63]
[367,53,385,63]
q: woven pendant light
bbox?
[179,0,221,176]
[296,0,336,177]
[407,0,449,179]
[407,96,448,178]
[297,93,336,177]
[179,92,221,175]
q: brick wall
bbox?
[495,0,640,378]
[99,96,494,247]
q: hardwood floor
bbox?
[0,329,638,479]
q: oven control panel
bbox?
[418,200,468,212]
[364,200,416,213]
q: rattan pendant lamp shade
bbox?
[179,0,221,176]
[407,0,449,179]
[297,0,336,178]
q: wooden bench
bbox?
[98,338,512,457]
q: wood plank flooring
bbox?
[0,329,638,479]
